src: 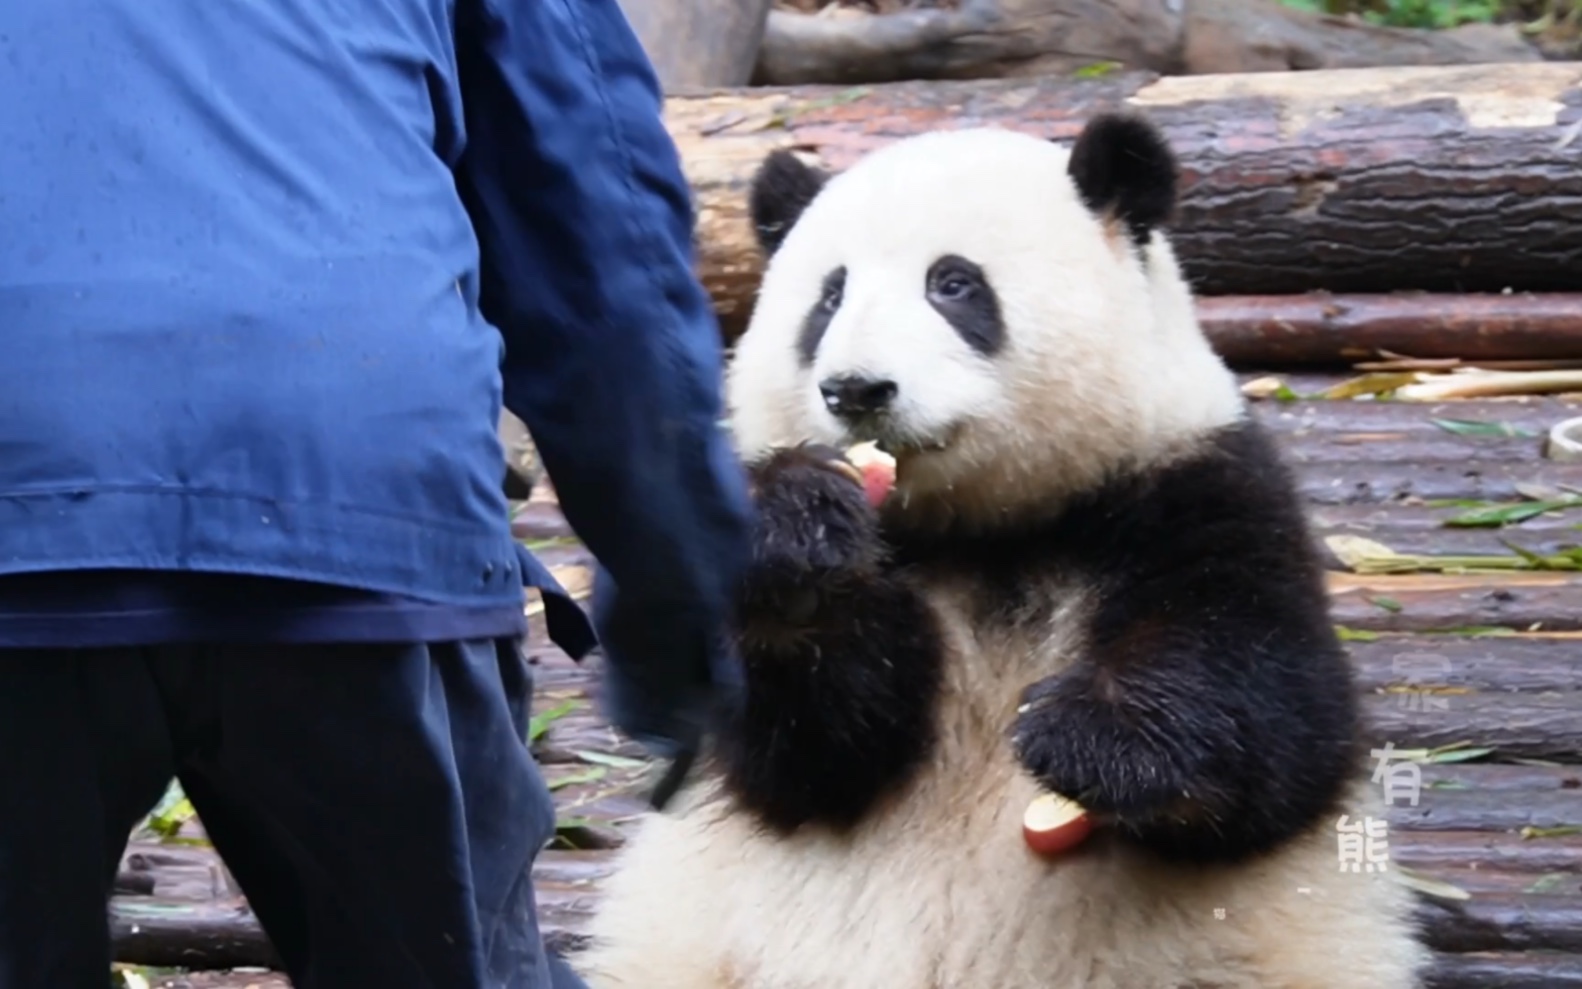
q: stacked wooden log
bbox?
[667,62,1582,357]
[754,0,1545,87]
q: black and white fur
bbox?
[576,115,1427,989]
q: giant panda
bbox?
[573,114,1429,989]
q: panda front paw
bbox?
[1009,669,1225,823]
[746,444,886,581]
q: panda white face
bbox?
[726,117,1244,526]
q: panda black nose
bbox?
[819,375,898,418]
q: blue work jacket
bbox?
[0,0,754,754]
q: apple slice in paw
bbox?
[843,442,897,508]
[1022,793,1094,857]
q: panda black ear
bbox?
[749,150,828,257]
[1066,113,1178,249]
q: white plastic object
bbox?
[1546,416,1582,463]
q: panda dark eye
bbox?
[927,262,981,304]
[924,254,1003,357]
[815,266,846,313]
[935,274,973,300]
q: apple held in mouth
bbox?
[1022,792,1094,857]
[842,441,896,507]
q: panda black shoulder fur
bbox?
[575,115,1429,989]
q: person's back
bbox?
[5,0,548,595]
[0,0,753,986]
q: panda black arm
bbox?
[712,445,944,834]
[1012,421,1360,865]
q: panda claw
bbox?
[825,459,864,487]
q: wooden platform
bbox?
[110,380,1582,989]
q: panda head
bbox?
[726,114,1246,531]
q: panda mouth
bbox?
[869,424,958,458]
[875,437,949,456]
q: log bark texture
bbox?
[667,63,1582,339]
[111,898,281,970]
[753,0,1185,85]
[615,0,774,89]
[1364,691,1582,760]
[1181,0,1539,75]
[1427,955,1582,989]
[755,0,1538,86]
[1200,293,1582,365]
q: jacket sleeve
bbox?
[452,0,755,754]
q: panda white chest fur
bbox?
[573,117,1429,989]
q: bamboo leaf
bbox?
[1073,60,1123,78]
[547,767,608,790]
[1326,535,1400,569]
[1520,825,1582,840]
[1395,866,1472,902]
[521,536,579,552]
[1334,625,1380,642]
[1443,500,1581,528]
[529,699,579,742]
[575,750,649,769]
[117,972,151,989]
[1321,372,1422,400]
[1499,538,1559,569]
[1525,873,1571,894]
[1326,531,1582,573]
[1425,746,1495,764]
[1430,417,1538,438]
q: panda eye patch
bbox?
[797,266,846,365]
[925,255,1003,357]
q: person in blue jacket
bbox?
[0,0,755,986]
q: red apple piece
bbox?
[1022,793,1094,857]
[844,442,896,508]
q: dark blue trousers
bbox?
[0,639,585,989]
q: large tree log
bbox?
[754,0,1538,86]
[615,0,774,89]
[753,0,1185,85]
[1199,293,1582,365]
[1181,0,1539,75]
[669,63,1582,339]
